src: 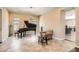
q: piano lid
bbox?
[24,21,36,28]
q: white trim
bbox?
[53,36,65,40]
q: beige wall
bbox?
[75,8,79,46]
[0,10,2,31]
[9,12,39,34]
[39,8,67,40]
[0,9,2,42]
[2,8,9,41]
[0,14,2,31]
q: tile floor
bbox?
[0,34,76,52]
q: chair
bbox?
[38,32,48,45]
[38,30,53,45]
[46,30,53,40]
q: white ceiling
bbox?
[6,7,55,16]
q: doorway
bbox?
[62,8,76,42]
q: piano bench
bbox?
[15,32,20,37]
[38,36,48,45]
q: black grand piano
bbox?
[15,21,37,38]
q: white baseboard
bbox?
[53,36,65,40]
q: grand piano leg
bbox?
[20,32,22,38]
[23,31,26,37]
[45,37,48,45]
[35,29,36,35]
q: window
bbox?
[64,9,75,27]
[13,17,20,32]
[31,19,37,25]
[65,9,75,20]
